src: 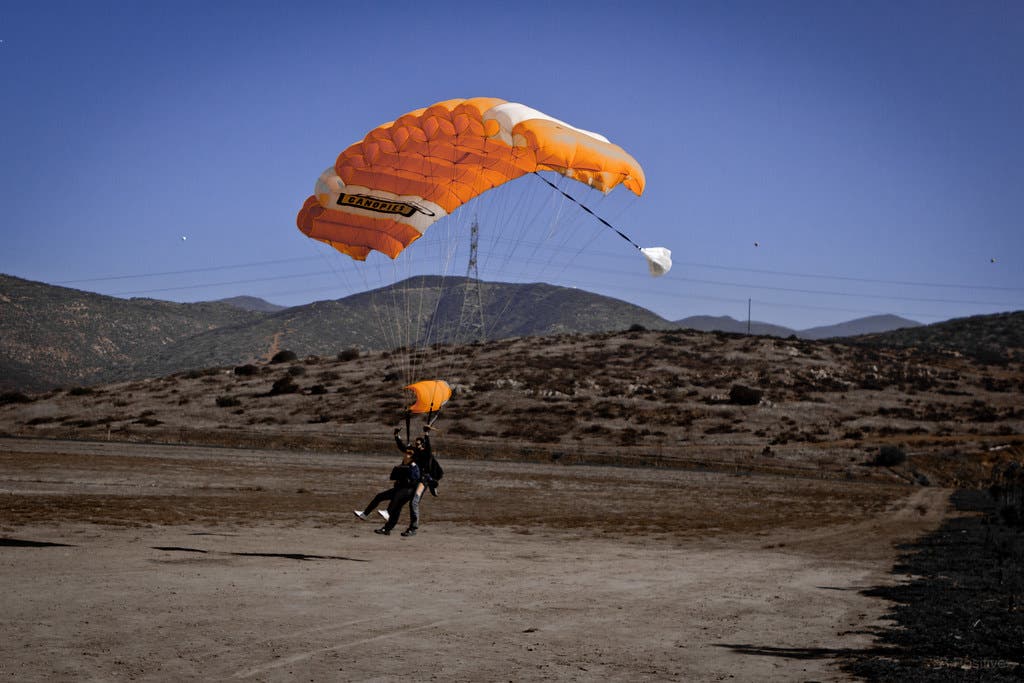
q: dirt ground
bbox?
[0,437,952,681]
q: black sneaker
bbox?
[374,527,390,535]
[401,528,417,537]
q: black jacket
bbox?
[389,463,420,487]
[395,433,443,483]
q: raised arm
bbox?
[394,427,409,452]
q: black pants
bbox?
[362,488,396,515]
[382,485,416,531]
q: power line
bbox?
[210,278,977,323]
[109,270,336,296]
[673,261,1024,293]
[48,237,1022,293]
[670,276,1019,307]
[193,262,1008,323]
[94,252,1020,310]
[55,256,321,284]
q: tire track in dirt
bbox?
[764,487,952,562]
[231,619,454,679]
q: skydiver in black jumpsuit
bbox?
[353,449,420,535]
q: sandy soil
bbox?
[0,438,952,681]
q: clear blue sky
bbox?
[2,0,1022,330]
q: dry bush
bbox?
[448,421,484,438]
[871,445,907,467]
[728,384,762,405]
[618,427,646,446]
[337,348,360,362]
[269,376,299,396]
[585,401,626,421]
[183,368,220,379]
[500,419,564,443]
[270,350,297,364]
[578,423,612,436]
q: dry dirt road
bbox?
[0,438,950,681]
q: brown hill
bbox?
[850,310,1024,364]
[138,276,677,378]
[0,274,673,391]
[3,327,1021,487]
[0,274,266,392]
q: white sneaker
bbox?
[378,510,390,521]
[353,510,370,521]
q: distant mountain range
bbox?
[210,300,921,341]
[670,313,921,340]
[214,295,287,313]
[2,272,1017,392]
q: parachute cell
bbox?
[296,97,646,261]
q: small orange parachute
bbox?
[297,97,645,261]
[404,380,452,415]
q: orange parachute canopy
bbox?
[297,97,645,261]
[404,379,452,415]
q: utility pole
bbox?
[747,298,751,335]
[458,216,486,343]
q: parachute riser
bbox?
[531,172,642,252]
[427,407,442,428]
[401,402,443,441]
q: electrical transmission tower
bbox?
[458,216,486,343]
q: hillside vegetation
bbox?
[852,311,1024,364]
[2,273,1018,394]
[0,274,265,391]
[0,274,669,391]
[3,327,1021,487]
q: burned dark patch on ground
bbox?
[842,489,1024,681]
